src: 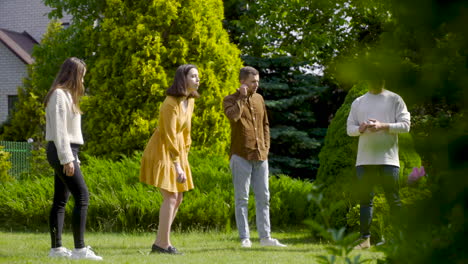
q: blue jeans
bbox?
[230,155,271,240]
[356,165,401,238]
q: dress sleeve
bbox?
[183,99,193,151]
[160,98,181,163]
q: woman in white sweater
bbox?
[44,57,102,260]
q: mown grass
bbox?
[0,230,385,264]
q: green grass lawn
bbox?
[0,230,385,264]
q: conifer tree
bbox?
[243,56,326,178]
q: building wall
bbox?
[0,0,71,42]
[0,43,27,124]
[0,0,72,124]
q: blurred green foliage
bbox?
[307,187,368,264]
[331,0,468,263]
[315,82,422,231]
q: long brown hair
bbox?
[166,64,200,98]
[44,57,87,113]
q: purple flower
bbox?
[408,166,425,184]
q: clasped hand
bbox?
[359,119,387,133]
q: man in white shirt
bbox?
[347,79,411,249]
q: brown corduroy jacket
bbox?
[223,91,270,161]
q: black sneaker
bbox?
[151,244,182,255]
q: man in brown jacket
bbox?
[223,66,286,248]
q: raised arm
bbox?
[223,93,248,122]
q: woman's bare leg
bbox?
[154,189,177,248]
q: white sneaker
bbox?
[260,237,287,247]
[48,247,72,258]
[71,246,103,261]
[240,238,252,248]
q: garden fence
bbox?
[0,141,31,178]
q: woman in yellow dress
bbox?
[140,64,200,254]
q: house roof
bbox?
[0,28,38,65]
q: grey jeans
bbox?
[230,154,271,240]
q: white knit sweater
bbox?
[347,89,411,167]
[45,89,83,164]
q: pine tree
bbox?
[242,56,328,179]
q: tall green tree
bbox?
[222,0,389,178]
[78,0,242,157]
[224,0,391,67]
[1,0,243,158]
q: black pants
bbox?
[47,142,89,249]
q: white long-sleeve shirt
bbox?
[45,89,83,164]
[347,89,410,167]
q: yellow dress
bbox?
[140,96,194,192]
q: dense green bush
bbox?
[0,150,316,232]
[315,81,422,231]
